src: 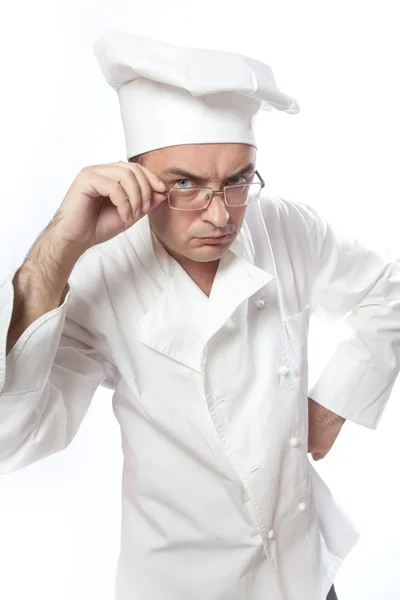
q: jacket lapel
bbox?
[134,217,274,373]
[206,248,273,342]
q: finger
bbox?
[118,165,167,212]
[116,161,167,193]
[137,164,167,193]
[311,452,325,461]
[93,164,166,215]
[86,173,134,225]
[129,164,154,212]
[92,166,143,220]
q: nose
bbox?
[201,192,230,228]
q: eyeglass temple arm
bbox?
[255,170,265,188]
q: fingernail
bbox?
[134,208,141,220]
[157,180,166,191]
[143,201,150,212]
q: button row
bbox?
[268,503,307,543]
[266,437,306,543]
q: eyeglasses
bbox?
[160,170,265,211]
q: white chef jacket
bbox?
[1,194,400,600]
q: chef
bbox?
[1,29,399,600]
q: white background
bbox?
[1,1,399,599]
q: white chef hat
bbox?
[93,30,300,159]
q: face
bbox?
[141,143,257,264]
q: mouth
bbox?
[198,234,231,245]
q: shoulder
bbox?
[65,226,137,320]
[67,217,168,322]
[245,193,327,254]
[257,193,325,232]
[70,219,150,292]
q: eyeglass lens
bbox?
[169,183,262,210]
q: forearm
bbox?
[6,229,84,356]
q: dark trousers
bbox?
[327,586,338,600]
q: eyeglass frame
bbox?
[159,170,266,211]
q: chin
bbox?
[188,245,230,262]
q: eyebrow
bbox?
[160,162,256,183]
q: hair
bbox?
[128,154,145,165]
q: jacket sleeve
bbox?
[0,264,113,475]
[297,201,400,429]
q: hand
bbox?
[49,161,167,251]
[307,397,346,461]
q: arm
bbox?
[0,232,110,474]
[0,158,163,474]
[6,229,81,356]
[304,203,400,429]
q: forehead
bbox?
[143,143,257,177]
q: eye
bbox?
[227,175,249,186]
[173,179,196,189]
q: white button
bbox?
[290,437,299,448]
[298,502,307,512]
[267,529,275,539]
[256,299,266,309]
[279,366,290,377]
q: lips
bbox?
[199,234,229,244]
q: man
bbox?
[1,30,399,600]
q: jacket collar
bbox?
[133,217,274,372]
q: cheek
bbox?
[148,204,196,246]
[228,207,247,229]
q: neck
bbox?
[168,250,219,297]
[150,228,220,296]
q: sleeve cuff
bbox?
[0,269,72,395]
[308,347,396,430]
